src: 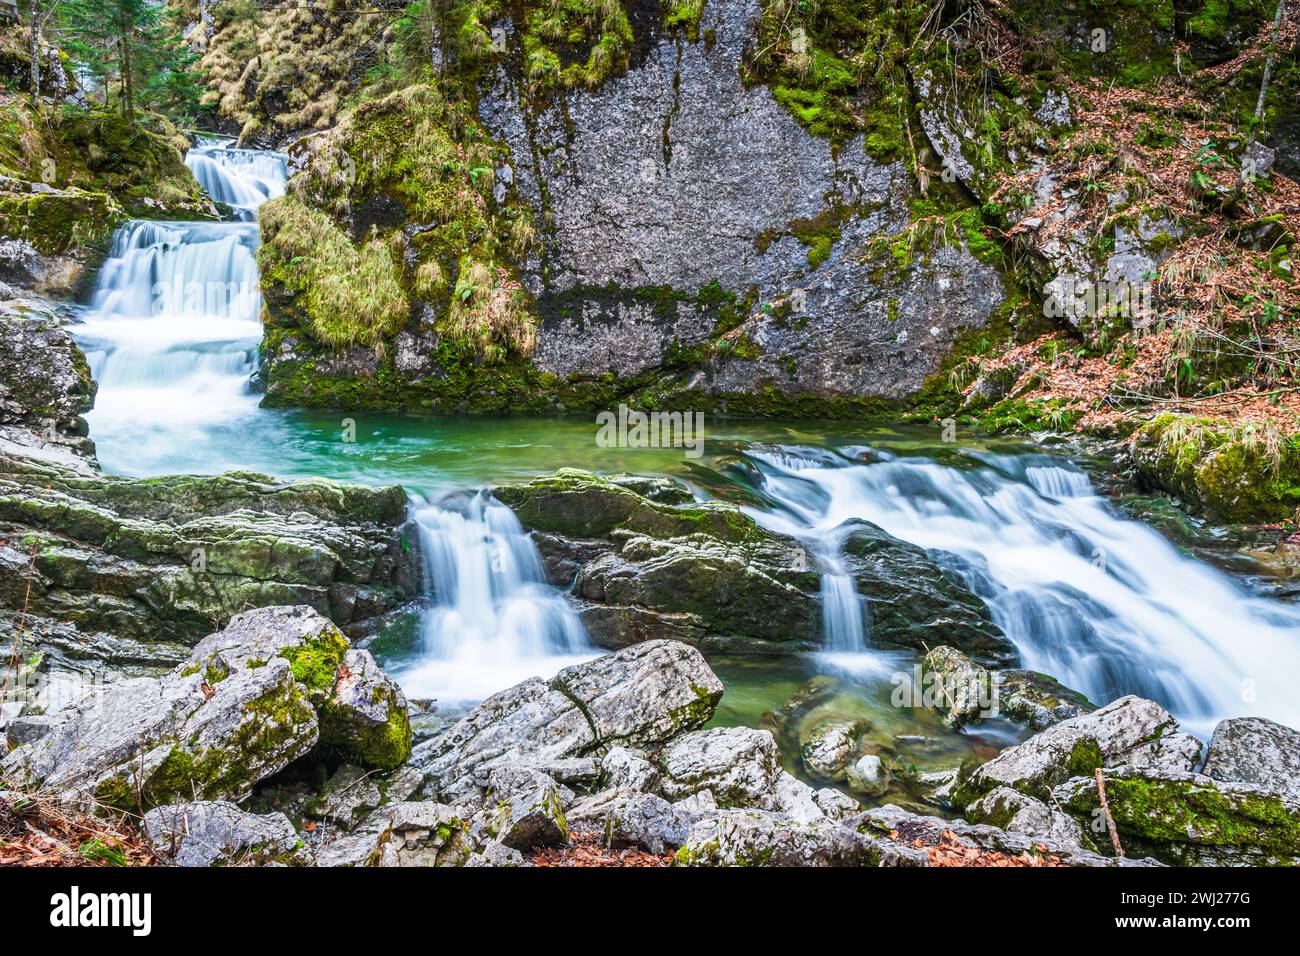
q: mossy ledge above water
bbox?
[1132,414,1300,523]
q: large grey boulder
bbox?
[1,606,412,808]
[567,788,701,854]
[184,605,412,769]
[1203,717,1300,802]
[0,653,317,810]
[675,809,925,867]
[416,639,723,801]
[659,726,782,809]
[144,801,310,867]
[952,696,1187,805]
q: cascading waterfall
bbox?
[75,139,286,465]
[392,491,595,705]
[76,218,264,460]
[184,138,288,221]
[76,139,595,706]
[744,445,1300,737]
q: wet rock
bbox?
[922,646,994,728]
[843,527,1012,663]
[660,727,782,809]
[0,452,420,670]
[675,809,923,867]
[996,669,1095,730]
[144,801,311,867]
[499,471,1009,659]
[415,640,722,801]
[952,695,1181,805]
[845,755,892,797]
[1203,717,1300,801]
[1054,767,1300,866]
[800,719,862,780]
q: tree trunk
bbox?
[1232,0,1288,204]
[29,0,42,103]
[118,12,136,123]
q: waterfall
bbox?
[184,138,288,221]
[75,141,283,472]
[392,491,595,706]
[745,446,1300,737]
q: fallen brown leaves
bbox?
[893,828,1067,868]
[0,791,154,867]
[531,828,673,868]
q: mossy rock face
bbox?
[1055,768,1300,865]
[494,469,766,544]
[1132,414,1300,523]
[0,453,419,655]
[314,649,414,771]
[0,188,122,256]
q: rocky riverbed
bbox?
[4,290,1300,867]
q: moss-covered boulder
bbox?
[1132,414,1300,523]
[951,695,1194,807]
[188,605,413,771]
[1,637,320,811]
[1054,767,1300,865]
[0,293,97,464]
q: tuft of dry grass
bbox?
[0,790,155,867]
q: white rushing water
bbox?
[76,219,265,459]
[76,139,287,459]
[392,491,595,705]
[76,140,596,707]
[744,446,1300,738]
[184,138,288,221]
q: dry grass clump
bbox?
[259,194,409,351]
[0,790,155,867]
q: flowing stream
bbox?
[69,142,1300,739]
[739,446,1300,739]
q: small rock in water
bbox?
[845,755,892,797]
